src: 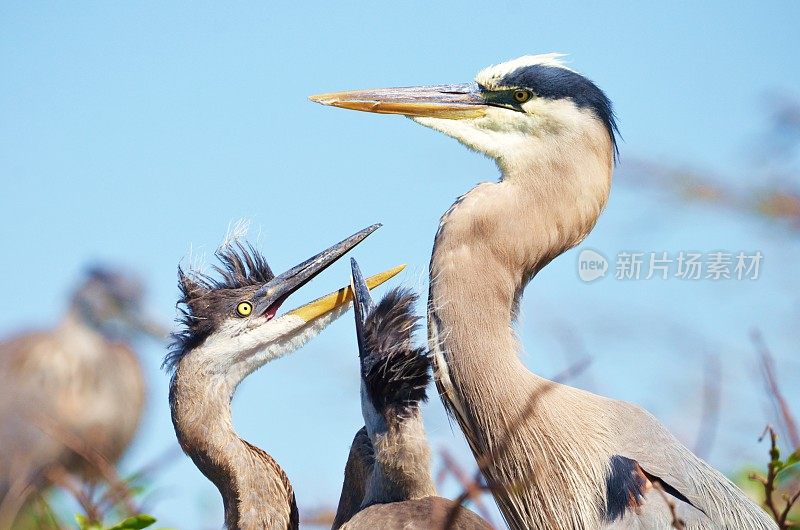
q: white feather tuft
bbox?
[475,53,573,90]
[183,243,208,276]
[221,218,251,249]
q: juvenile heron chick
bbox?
[167,225,403,530]
[0,267,161,526]
[334,259,490,530]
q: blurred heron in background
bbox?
[0,266,164,525]
[166,225,403,529]
[333,259,490,529]
[311,54,776,528]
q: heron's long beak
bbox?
[309,83,487,119]
[251,224,402,323]
[289,264,404,323]
[350,258,376,359]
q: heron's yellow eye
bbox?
[236,301,253,317]
[513,89,531,103]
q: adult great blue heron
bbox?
[333,259,490,530]
[0,267,162,526]
[166,225,402,530]
[311,55,776,529]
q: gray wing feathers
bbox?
[605,488,711,530]
[613,401,776,529]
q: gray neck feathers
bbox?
[427,131,614,527]
[58,309,107,348]
[169,363,297,530]
[430,132,611,384]
[333,427,373,529]
[333,411,436,528]
[362,408,436,507]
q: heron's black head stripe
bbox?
[499,64,619,158]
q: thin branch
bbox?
[0,468,39,529]
[778,488,800,527]
[550,320,597,392]
[45,466,102,525]
[693,353,722,459]
[97,444,182,513]
[438,450,495,526]
[476,358,592,474]
[28,411,138,516]
[33,492,66,530]
[751,329,800,450]
[749,426,799,529]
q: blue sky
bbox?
[2,2,799,527]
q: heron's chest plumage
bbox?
[4,325,145,468]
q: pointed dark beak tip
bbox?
[350,259,372,315]
[351,223,382,246]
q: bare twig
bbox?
[45,466,102,524]
[34,493,65,530]
[29,412,139,516]
[752,330,800,450]
[96,444,182,513]
[300,506,337,527]
[693,354,722,459]
[476,358,592,475]
[0,468,39,529]
[438,450,495,526]
[550,320,597,392]
[779,489,800,528]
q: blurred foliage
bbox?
[620,94,800,232]
[8,446,180,530]
[75,513,161,530]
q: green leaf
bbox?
[788,448,800,466]
[776,460,800,480]
[74,514,102,530]
[75,514,88,530]
[107,514,157,530]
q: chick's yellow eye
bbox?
[513,89,531,103]
[236,301,253,317]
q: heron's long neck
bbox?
[362,408,436,507]
[58,309,107,351]
[333,427,373,529]
[169,365,298,530]
[428,139,611,449]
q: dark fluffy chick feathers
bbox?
[361,288,430,413]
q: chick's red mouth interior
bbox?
[262,294,290,321]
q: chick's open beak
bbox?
[290,263,403,324]
[309,83,487,119]
[251,224,404,323]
